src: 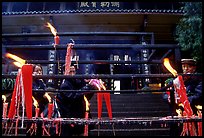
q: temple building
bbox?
[2,2,201,136]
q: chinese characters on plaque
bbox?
[78,2,121,9]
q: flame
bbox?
[99,79,106,90]
[6,53,26,67]
[95,83,101,90]
[175,103,184,116]
[178,103,184,108]
[2,95,6,103]
[195,105,202,110]
[13,61,23,68]
[176,109,182,116]
[45,22,57,36]
[44,92,52,103]
[163,58,178,77]
[32,96,39,108]
[84,96,89,111]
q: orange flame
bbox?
[2,95,6,103]
[163,58,178,77]
[84,96,89,111]
[32,96,39,108]
[178,103,184,108]
[44,92,52,103]
[45,22,57,36]
[13,61,23,68]
[176,109,182,117]
[176,103,184,116]
[6,53,26,68]
[195,105,202,110]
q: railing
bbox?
[2,31,202,136]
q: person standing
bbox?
[27,64,48,136]
[163,59,202,136]
[32,64,48,114]
[181,59,202,115]
[56,65,100,136]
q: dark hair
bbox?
[33,64,43,72]
[62,63,77,73]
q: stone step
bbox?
[90,93,165,102]
[2,120,171,136]
[90,111,170,118]
[90,104,169,109]
[90,122,170,129]
[90,94,168,107]
[2,127,170,136]
[2,93,170,136]
[90,105,168,111]
[89,128,170,136]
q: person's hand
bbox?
[33,72,38,76]
[84,79,91,83]
[89,79,100,87]
[89,79,106,90]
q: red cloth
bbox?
[84,112,89,136]
[173,75,197,136]
[48,103,54,119]
[89,79,113,119]
[97,93,112,119]
[8,70,20,119]
[173,76,193,115]
[64,44,73,75]
[197,111,202,136]
[7,64,33,119]
[54,35,60,45]
[22,64,33,119]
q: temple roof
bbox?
[2,9,184,16]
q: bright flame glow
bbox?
[178,103,184,108]
[13,61,23,68]
[44,92,52,103]
[2,95,6,103]
[45,22,57,36]
[84,96,89,111]
[6,53,26,67]
[176,109,182,116]
[163,58,178,77]
[32,96,39,108]
[195,105,202,110]
[99,79,106,90]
